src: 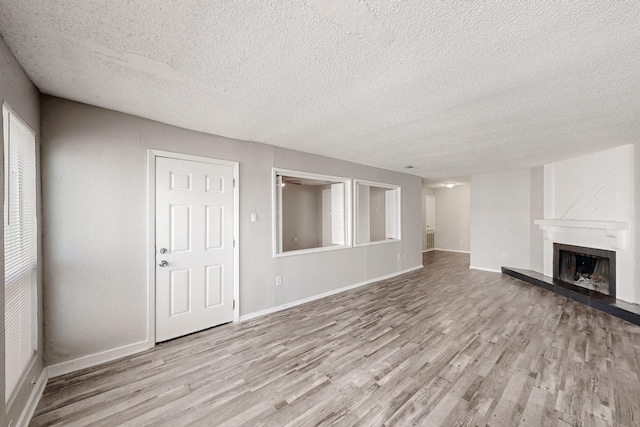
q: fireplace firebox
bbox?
[553,243,616,297]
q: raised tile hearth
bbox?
[502,267,640,326]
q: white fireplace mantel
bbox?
[534,219,630,249]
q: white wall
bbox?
[470,169,533,272]
[529,167,544,272]
[469,146,637,303]
[40,96,423,366]
[541,144,636,303]
[0,37,43,426]
[434,185,470,252]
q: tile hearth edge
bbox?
[502,267,640,326]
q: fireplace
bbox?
[553,243,616,297]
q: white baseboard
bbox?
[48,340,149,379]
[421,249,435,253]
[469,265,502,273]
[16,367,48,427]
[16,265,426,423]
[240,265,424,322]
[435,248,470,254]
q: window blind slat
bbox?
[3,104,37,402]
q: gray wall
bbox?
[370,187,386,241]
[282,184,322,251]
[470,169,533,271]
[434,185,470,252]
[40,96,423,366]
[0,37,43,426]
[356,185,370,243]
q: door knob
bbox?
[159,260,168,267]
[159,248,168,254]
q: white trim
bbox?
[273,168,351,184]
[147,150,156,347]
[2,102,37,135]
[16,368,48,427]
[355,239,402,248]
[434,248,470,254]
[272,167,352,257]
[533,219,629,230]
[240,265,423,322]
[4,356,37,408]
[469,266,502,273]
[147,149,241,345]
[273,244,353,258]
[422,248,435,253]
[533,218,630,250]
[353,179,402,246]
[47,340,149,379]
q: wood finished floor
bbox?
[32,251,640,426]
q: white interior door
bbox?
[426,195,436,232]
[155,156,235,342]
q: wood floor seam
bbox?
[31,252,640,426]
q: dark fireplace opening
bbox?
[553,243,616,297]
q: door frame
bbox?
[147,149,240,346]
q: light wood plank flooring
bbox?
[32,251,640,426]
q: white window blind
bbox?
[3,104,37,401]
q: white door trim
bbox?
[147,149,240,347]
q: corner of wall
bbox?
[469,169,534,271]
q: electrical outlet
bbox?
[397,253,401,260]
[502,253,508,259]
[275,276,282,286]
[251,213,257,223]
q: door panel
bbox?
[156,156,235,342]
[170,269,191,316]
[170,205,191,252]
[205,206,223,249]
[205,265,223,307]
[206,176,224,193]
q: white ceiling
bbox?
[1,1,639,180]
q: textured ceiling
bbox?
[1,1,639,180]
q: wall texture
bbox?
[0,37,43,426]
[40,96,423,366]
[470,169,533,272]
[282,184,322,251]
[542,145,635,303]
[529,166,544,272]
[469,146,636,302]
[434,185,470,252]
